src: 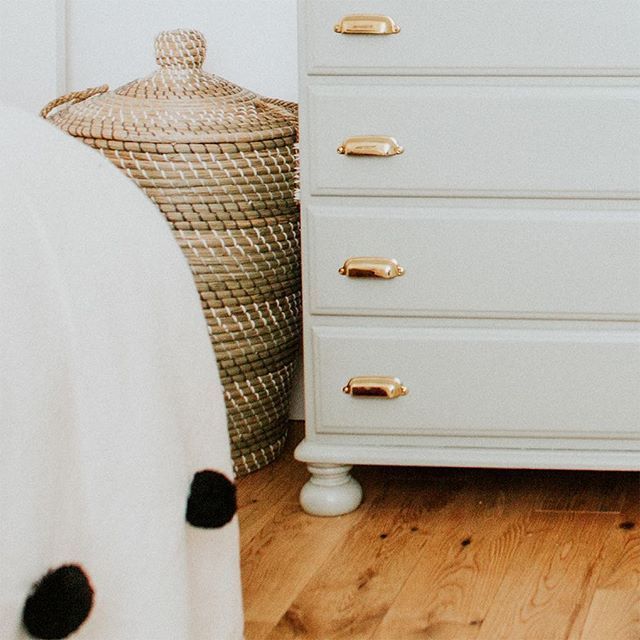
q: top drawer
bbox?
[302,0,640,77]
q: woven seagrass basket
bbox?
[42,29,300,476]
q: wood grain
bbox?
[267,467,456,639]
[371,469,538,640]
[580,474,640,640]
[240,432,383,640]
[476,512,615,640]
[237,428,640,640]
[241,499,364,640]
[237,422,308,547]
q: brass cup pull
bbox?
[337,136,404,157]
[342,376,408,399]
[338,257,405,279]
[334,14,401,35]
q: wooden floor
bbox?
[237,423,640,640]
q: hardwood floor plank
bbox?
[237,422,307,546]
[240,463,385,640]
[238,429,640,640]
[535,470,628,514]
[241,501,362,640]
[265,466,463,640]
[578,487,640,640]
[371,470,540,640]
[476,512,616,640]
[618,472,640,526]
[580,582,640,640]
[236,422,304,505]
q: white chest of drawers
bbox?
[295,0,640,516]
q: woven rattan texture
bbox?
[44,29,301,476]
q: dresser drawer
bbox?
[306,205,640,320]
[307,81,640,199]
[302,0,640,76]
[311,324,640,438]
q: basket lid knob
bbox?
[155,29,206,69]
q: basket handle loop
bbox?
[40,84,109,119]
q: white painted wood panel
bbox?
[307,204,640,319]
[307,80,640,199]
[311,324,640,438]
[295,438,640,472]
[303,0,640,76]
[296,1,640,512]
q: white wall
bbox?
[0,0,65,113]
[66,0,298,102]
[1,0,298,113]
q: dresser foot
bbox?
[299,463,363,516]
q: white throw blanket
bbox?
[0,104,243,639]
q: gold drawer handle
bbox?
[337,136,404,157]
[338,257,405,279]
[334,14,401,35]
[342,376,408,399]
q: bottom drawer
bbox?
[311,324,640,439]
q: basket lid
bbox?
[44,29,296,144]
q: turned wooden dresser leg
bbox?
[299,463,363,516]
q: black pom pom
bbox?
[186,469,237,528]
[23,564,94,639]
